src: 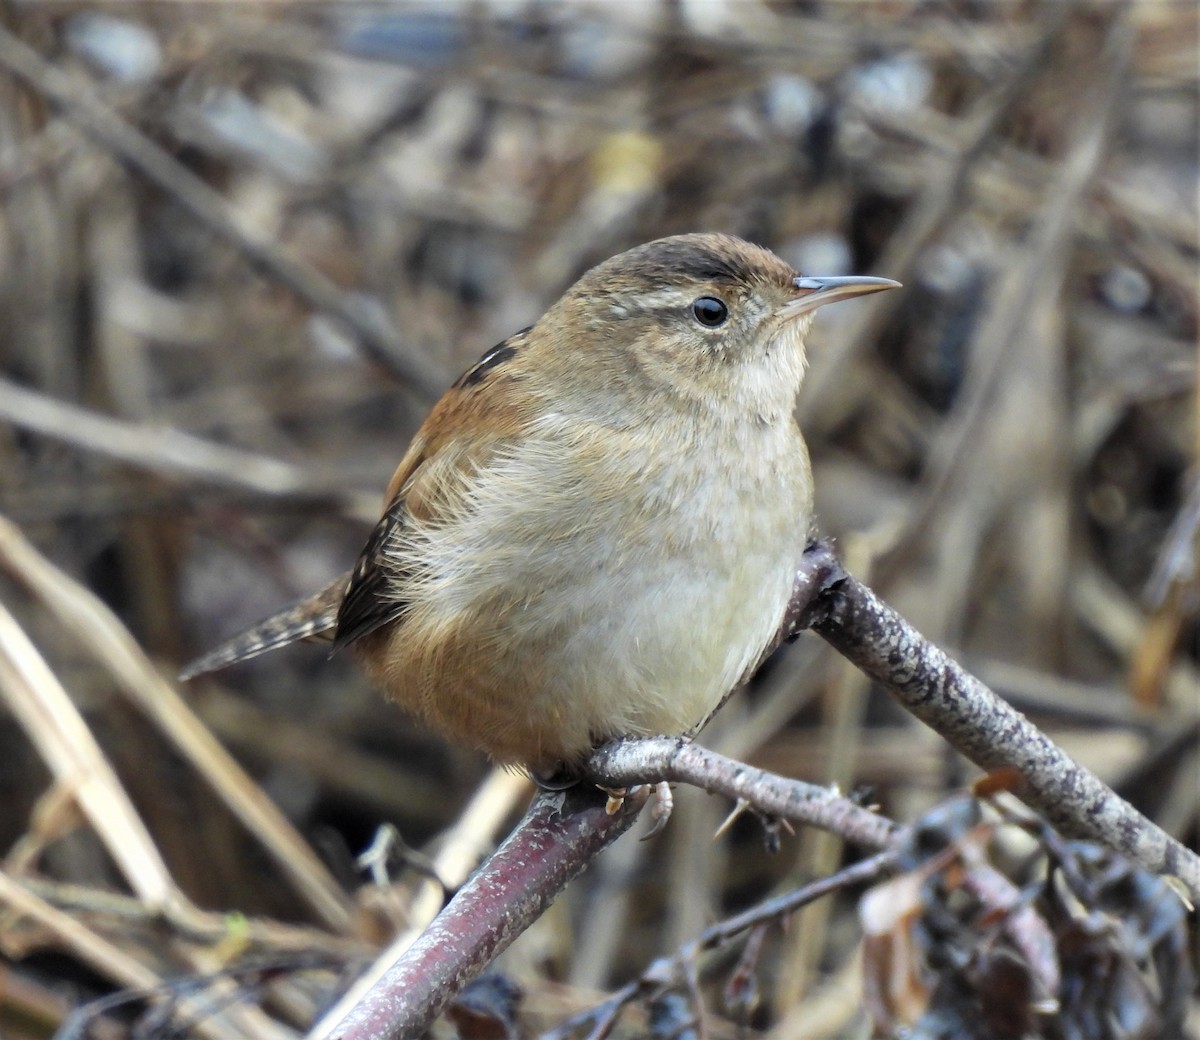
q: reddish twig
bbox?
[320,785,648,1040]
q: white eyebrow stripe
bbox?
[607,287,698,318]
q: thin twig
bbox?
[538,852,896,1040]
[309,533,1200,1038]
[585,737,904,853]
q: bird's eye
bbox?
[691,296,728,328]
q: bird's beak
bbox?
[781,275,901,318]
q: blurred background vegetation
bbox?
[0,1,1195,1037]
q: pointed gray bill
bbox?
[782,275,902,317]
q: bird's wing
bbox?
[182,328,536,676]
[330,497,412,650]
[178,573,349,679]
[334,327,537,652]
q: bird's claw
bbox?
[602,786,628,814]
[596,781,673,836]
[641,781,674,839]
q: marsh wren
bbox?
[182,234,898,775]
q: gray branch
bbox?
[807,564,1200,899]
[585,736,904,853]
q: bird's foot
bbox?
[596,781,673,836]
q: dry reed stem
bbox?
[0,22,447,398]
[0,377,378,520]
[0,515,355,934]
[0,869,261,1040]
[0,598,179,910]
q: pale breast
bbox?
[370,412,812,769]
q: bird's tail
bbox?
[179,573,350,679]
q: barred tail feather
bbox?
[179,573,350,680]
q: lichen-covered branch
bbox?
[585,737,904,853]
[809,564,1200,900]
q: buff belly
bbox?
[360,420,811,772]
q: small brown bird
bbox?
[182,234,897,775]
